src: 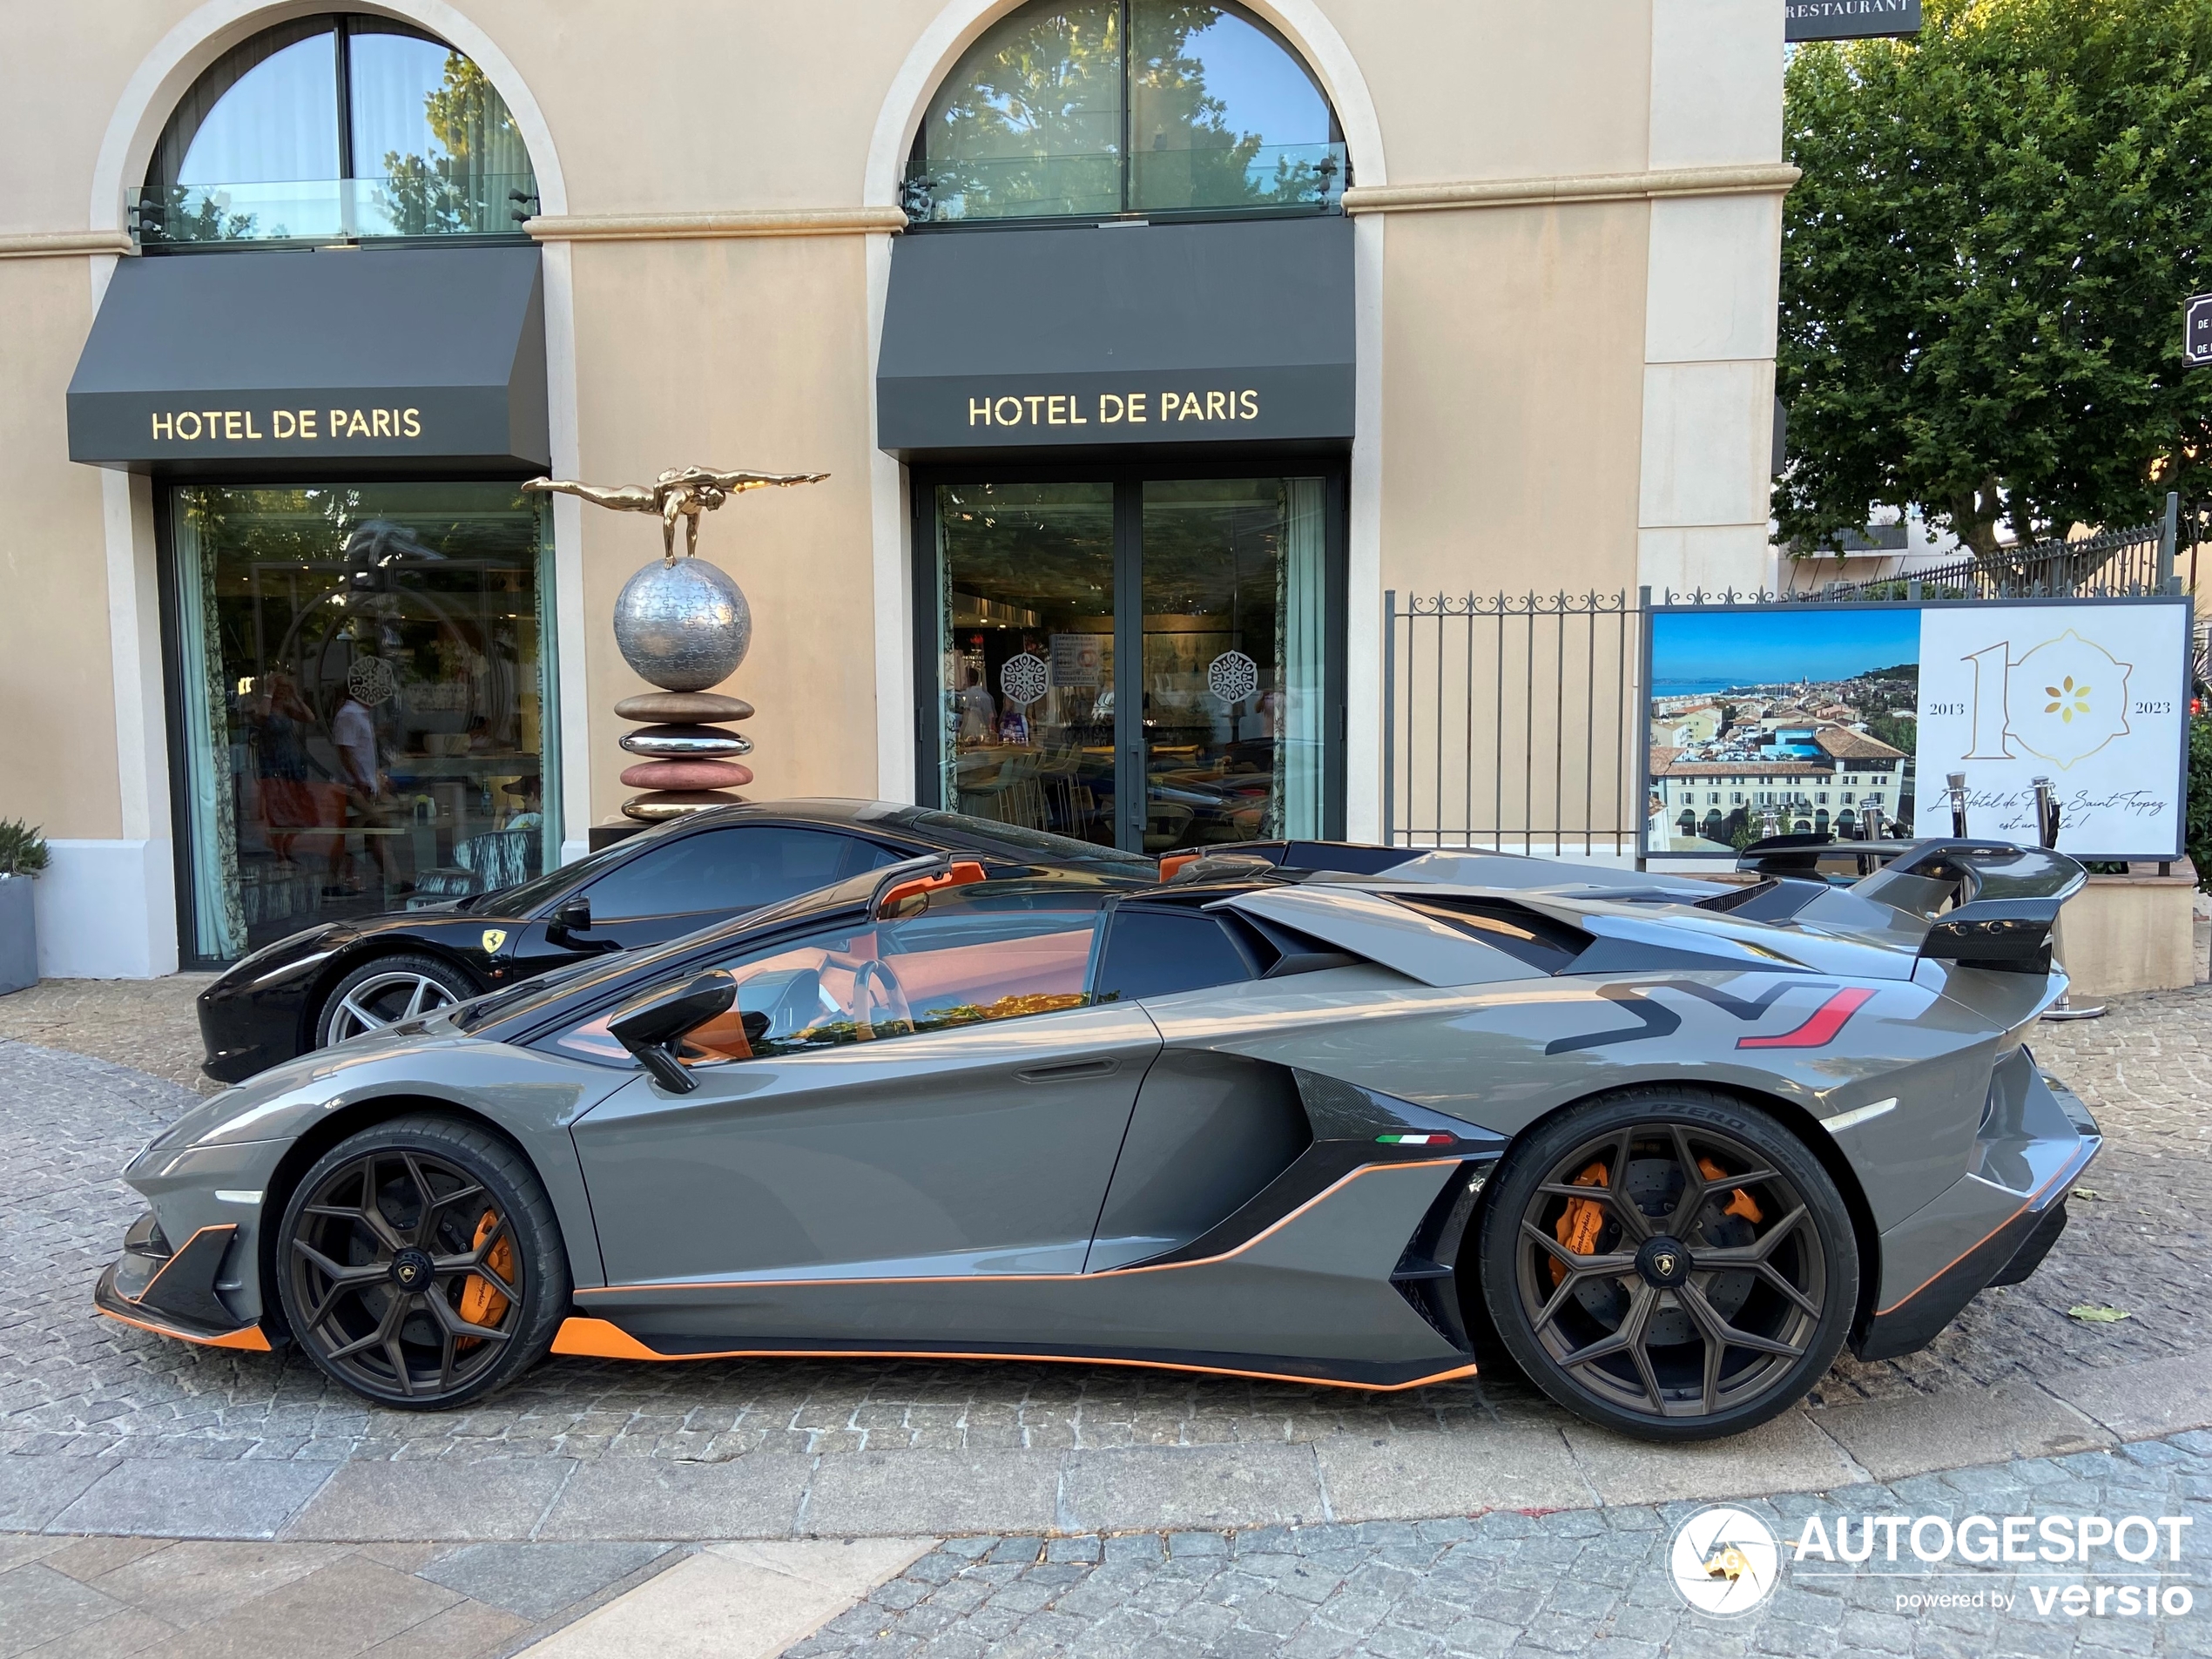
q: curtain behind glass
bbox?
[172,496,246,960]
[533,497,563,876]
[352,24,534,234]
[1271,477,1325,838]
[919,1,1123,219]
[161,24,339,186]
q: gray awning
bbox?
[68,245,548,473]
[876,215,1353,454]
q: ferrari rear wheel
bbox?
[276,1115,568,1409]
[1477,1089,1857,1441]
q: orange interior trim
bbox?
[97,1304,271,1351]
[878,860,987,915]
[574,1157,1464,1298]
[1159,852,1202,880]
[550,1316,1477,1393]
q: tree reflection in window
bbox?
[140,16,535,246]
[909,0,1343,223]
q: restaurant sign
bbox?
[1786,0,1921,41]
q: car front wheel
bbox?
[1475,1088,1858,1441]
[275,1115,569,1408]
[316,954,476,1048]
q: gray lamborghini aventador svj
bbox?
[98,840,2101,1441]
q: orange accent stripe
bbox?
[96,1305,272,1351]
[1874,1147,2097,1317]
[574,1158,1465,1298]
[132,1224,239,1308]
[550,1316,1477,1393]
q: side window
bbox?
[1093,906,1259,1002]
[552,896,1108,1068]
[581,827,873,922]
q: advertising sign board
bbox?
[1642,598,2191,860]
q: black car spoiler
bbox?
[1841,840,2088,975]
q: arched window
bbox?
[907,0,1344,224]
[137,16,536,246]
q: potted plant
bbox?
[0,819,47,995]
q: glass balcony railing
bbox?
[129,173,540,247]
[902,141,1346,225]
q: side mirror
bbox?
[547,894,591,937]
[607,969,736,1094]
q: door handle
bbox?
[1015,1057,1120,1084]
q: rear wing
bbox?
[1847,840,2087,975]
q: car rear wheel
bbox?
[275,1115,568,1409]
[316,954,476,1048]
[1475,1088,1857,1441]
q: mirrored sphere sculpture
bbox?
[611,556,752,692]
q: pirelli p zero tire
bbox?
[276,1115,569,1410]
[1475,1088,1858,1442]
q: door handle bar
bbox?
[1015,1057,1120,1084]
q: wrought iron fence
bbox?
[1383,590,1643,856]
[1780,501,2177,602]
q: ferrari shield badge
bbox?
[481,929,509,954]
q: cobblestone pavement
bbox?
[786,1434,2212,1658]
[0,983,2204,1467]
[0,974,219,1093]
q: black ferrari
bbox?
[196,799,1158,1082]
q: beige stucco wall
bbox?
[2056,870,2200,1000]
[1378,200,1652,602]
[563,234,885,823]
[0,258,124,841]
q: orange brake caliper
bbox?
[1696,1157,1764,1224]
[1550,1161,1611,1285]
[457,1210,513,1337]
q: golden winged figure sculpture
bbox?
[523,466,828,561]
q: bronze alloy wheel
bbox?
[1479,1090,1857,1440]
[278,1116,568,1407]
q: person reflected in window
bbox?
[331,678,411,900]
[254,670,319,866]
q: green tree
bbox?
[1777,0,2212,563]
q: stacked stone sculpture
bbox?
[522,464,826,826]
[614,690,756,821]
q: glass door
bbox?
[1138,478,1327,849]
[927,473,1335,852]
[933,482,1119,847]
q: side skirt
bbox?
[550,1317,1477,1393]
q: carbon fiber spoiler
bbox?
[1845,840,2087,975]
